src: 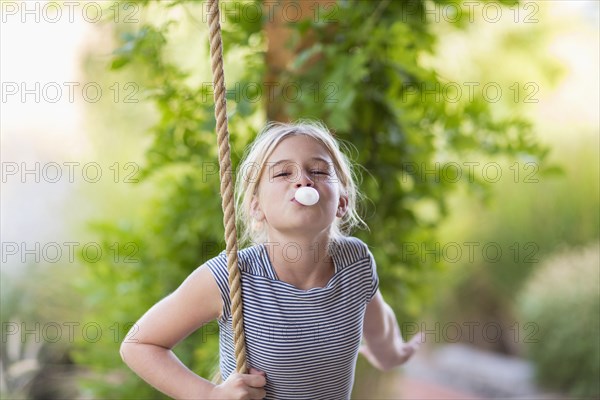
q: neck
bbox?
[263,230,334,290]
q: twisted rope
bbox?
[206,0,248,374]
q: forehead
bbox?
[267,135,332,162]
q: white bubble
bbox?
[294,187,319,206]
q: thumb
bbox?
[359,344,373,357]
[408,331,425,347]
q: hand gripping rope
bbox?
[206,0,248,374]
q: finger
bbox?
[409,331,425,346]
[359,345,375,361]
[242,372,266,388]
[249,367,265,376]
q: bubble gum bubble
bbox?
[294,187,319,206]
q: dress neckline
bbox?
[259,241,339,292]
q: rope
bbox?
[206,0,248,374]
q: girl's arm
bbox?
[120,265,266,400]
[360,290,423,371]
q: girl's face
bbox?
[252,135,348,240]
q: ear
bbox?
[250,195,265,221]
[336,194,349,218]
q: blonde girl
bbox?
[120,121,422,399]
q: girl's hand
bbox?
[210,367,266,400]
[360,332,423,369]
[395,331,424,364]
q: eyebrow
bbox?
[268,157,332,169]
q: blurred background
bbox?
[1,1,598,399]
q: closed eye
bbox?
[274,172,290,177]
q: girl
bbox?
[120,121,422,399]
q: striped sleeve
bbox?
[337,236,379,303]
[367,248,379,301]
[204,252,232,321]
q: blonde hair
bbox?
[235,120,367,247]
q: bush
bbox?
[518,244,600,397]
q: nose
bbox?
[294,170,314,188]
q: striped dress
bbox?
[205,236,379,399]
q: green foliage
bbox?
[273,0,547,318]
[74,0,548,397]
[472,144,598,297]
[517,244,600,397]
[430,138,599,354]
[411,0,597,361]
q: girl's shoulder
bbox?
[331,236,373,259]
[332,236,379,300]
[205,244,270,275]
[203,244,270,321]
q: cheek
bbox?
[324,180,342,197]
[256,183,281,211]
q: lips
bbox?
[291,197,312,207]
